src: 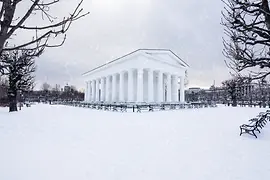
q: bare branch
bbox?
[0,0,89,54]
[222,0,270,80]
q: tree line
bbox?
[28,83,84,103]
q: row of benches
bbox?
[59,102,218,112]
[240,110,270,138]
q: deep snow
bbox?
[1,104,270,180]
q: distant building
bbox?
[185,86,227,103]
[236,83,256,97]
[64,85,71,92]
[185,82,269,103]
[186,87,201,94]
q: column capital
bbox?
[120,70,126,75]
[156,70,163,74]
[147,68,153,73]
[137,68,144,74]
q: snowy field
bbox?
[1,104,270,180]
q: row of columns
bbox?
[85,69,185,103]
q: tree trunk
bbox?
[232,95,237,107]
[8,83,18,112]
[8,93,17,112]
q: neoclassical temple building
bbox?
[83,49,189,103]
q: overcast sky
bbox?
[21,0,231,90]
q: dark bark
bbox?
[8,73,18,112]
[8,91,17,112]
[0,0,89,54]
[232,95,237,107]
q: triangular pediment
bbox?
[83,49,188,76]
[141,50,188,69]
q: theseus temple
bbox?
[83,49,189,103]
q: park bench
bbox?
[199,104,204,108]
[91,104,96,109]
[120,105,127,112]
[170,104,176,110]
[240,114,267,138]
[135,104,151,112]
[104,105,110,111]
[136,105,141,113]
[240,120,261,138]
[149,105,154,112]
[193,104,199,109]
[255,113,268,126]
[112,105,118,112]
[187,104,193,109]
[97,105,103,110]
[25,103,31,107]
[249,117,265,129]
[179,104,185,109]
[160,104,165,110]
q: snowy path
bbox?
[1,104,270,180]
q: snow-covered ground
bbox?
[1,104,270,180]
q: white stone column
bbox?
[172,75,178,102]
[85,82,88,102]
[158,71,163,102]
[119,71,125,102]
[167,73,172,102]
[128,69,134,102]
[88,81,91,102]
[180,76,185,102]
[101,77,105,102]
[106,76,110,102]
[112,74,117,102]
[92,80,96,102]
[148,69,154,102]
[96,79,100,102]
[137,69,144,102]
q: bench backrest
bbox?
[258,114,267,123]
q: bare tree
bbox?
[222,76,250,106]
[41,82,51,92]
[52,84,60,92]
[0,49,36,112]
[222,0,270,80]
[0,0,89,61]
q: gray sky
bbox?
[22,0,231,90]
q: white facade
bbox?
[83,49,189,103]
